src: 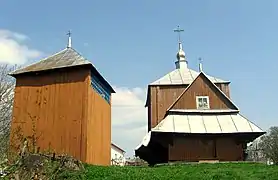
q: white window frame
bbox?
[196,96,210,109]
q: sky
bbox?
[1,0,278,157]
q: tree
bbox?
[0,64,17,159]
[259,126,278,165]
[246,139,265,162]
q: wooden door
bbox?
[199,139,216,160]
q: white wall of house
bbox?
[111,145,126,166]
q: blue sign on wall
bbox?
[91,73,111,104]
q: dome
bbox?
[176,49,186,60]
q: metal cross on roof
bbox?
[67,30,71,37]
[67,30,72,48]
[198,57,203,72]
[174,25,184,43]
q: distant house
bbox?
[111,143,126,166]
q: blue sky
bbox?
[1,0,278,156]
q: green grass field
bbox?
[60,162,278,180]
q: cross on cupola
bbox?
[174,25,184,43]
[67,30,72,48]
[173,25,187,69]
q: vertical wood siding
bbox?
[215,83,230,98]
[10,68,88,160]
[10,67,112,166]
[148,81,232,130]
[172,75,236,110]
[85,72,111,165]
[148,85,186,129]
[168,136,243,162]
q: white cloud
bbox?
[111,86,148,157]
[0,29,43,65]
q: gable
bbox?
[168,72,238,111]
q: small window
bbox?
[196,96,210,109]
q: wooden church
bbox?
[135,28,265,165]
[9,33,115,166]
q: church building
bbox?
[135,27,265,165]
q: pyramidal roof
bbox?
[9,47,91,76]
[150,37,229,85]
[150,67,229,85]
[9,46,115,93]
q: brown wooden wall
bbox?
[148,85,186,130]
[215,83,230,98]
[85,72,111,166]
[10,67,111,166]
[172,75,235,110]
[148,80,231,130]
[168,136,243,162]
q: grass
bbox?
[62,162,278,180]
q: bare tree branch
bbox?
[259,126,278,165]
[0,64,18,158]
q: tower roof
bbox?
[149,67,229,85]
[9,47,115,93]
[9,47,92,76]
[150,25,229,85]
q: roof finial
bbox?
[174,26,187,69]
[67,30,72,48]
[174,25,184,43]
[198,57,203,72]
[174,25,184,51]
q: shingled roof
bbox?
[9,47,92,75]
[9,47,115,92]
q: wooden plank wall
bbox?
[168,136,243,162]
[85,73,111,166]
[148,85,186,129]
[216,137,243,161]
[148,82,231,129]
[215,83,230,98]
[10,68,88,161]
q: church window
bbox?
[196,96,210,109]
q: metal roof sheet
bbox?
[150,68,229,85]
[152,113,264,134]
[135,131,152,150]
[168,109,239,114]
[9,47,91,75]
